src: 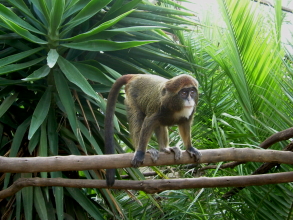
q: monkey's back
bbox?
[125,74,167,115]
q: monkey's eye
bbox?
[179,90,188,99]
[190,89,197,97]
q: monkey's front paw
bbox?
[165,146,182,160]
[147,148,159,162]
[131,150,145,168]
[187,147,201,163]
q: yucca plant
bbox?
[0,0,198,219]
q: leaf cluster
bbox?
[0,0,197,219]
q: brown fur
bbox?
[165,74,198,93]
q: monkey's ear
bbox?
[161,88,167,96]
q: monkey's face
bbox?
[160,85,198,121]
[178,87,197,108]
[170,87,198,119]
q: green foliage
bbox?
[113,0,292,219]
[1,0,293,219]
[160,0,293,219]
[0,0,196,218]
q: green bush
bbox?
[0,0,196,219]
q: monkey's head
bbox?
[165,74,199,94]
[161,74,199,114]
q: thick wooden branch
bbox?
[1,148,293,173]
[1,148,293,199]
[200,128,293,171]
[1,171,293,198]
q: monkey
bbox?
[104,74,201,186]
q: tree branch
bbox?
[222,141,293,199]
[254,0,293,13]
[2,171,293,198]
[0,148,293,173]
[259,127,293,149]
[200,128,293,171]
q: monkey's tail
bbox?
[105,74,134,186]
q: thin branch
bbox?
[2,171,293,199]
[0,148,293,173]
[121,171,160,179]
[259,127,293,149]
[254,0,293,13]
[198,161,244,171]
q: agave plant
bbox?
[0,0,198,219]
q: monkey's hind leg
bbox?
[153,126,183,161]
[131,115,159,168]
[126,102,146,168]
[147,126,168,162]
[178,122,202,163]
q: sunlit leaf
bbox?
[47,49,59,68]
